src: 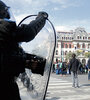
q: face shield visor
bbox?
[4,6,16,22]
[0,6,16,22]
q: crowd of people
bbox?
[52,58,88,76]
[52,53,90,88]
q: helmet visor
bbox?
[5,6,15,21]
[0,6,15,21]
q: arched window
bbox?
[77,43,80,48]
[88,44,90,48]
[80,36,81,39]
[82,43,85,48]
[77,36,79,39]
[56,50,58,55]
[61,43,64,48]
[69,44,71,48]
[61,51,64,55]
[65,44,68,48]
[56,58,58,62]
[85,37,87,39]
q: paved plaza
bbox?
[46,73,90,100]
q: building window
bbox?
[61,51,64,55]
[88,37,90,40]
[56,58,58,62]
[82,43,85,48]
[61,43,64,48]
[69,44,71,48]
[88,44,90,48]
[77,43,80,48]
[65,44,68,48]
[85,37,87,39]
[56,50,58,55]
[77,36,79,39]
[80,36,81,39]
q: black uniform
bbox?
[0,1,48,99]
[0,17,47,100]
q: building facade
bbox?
[54,27,90,64]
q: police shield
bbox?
[17,15,56,100]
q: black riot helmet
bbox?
[0,1,10,19]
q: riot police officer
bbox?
[0,1,48,100]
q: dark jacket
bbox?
[0,16,46,100]
[69,58,79,72]
[0,16,46,77]
[87,58,90,69]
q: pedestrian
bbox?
[0,1,48,100]
[69,53,80,88]
[68,60,71,74]
[55,60,59,75]
[52,63,55,73]
[58,60,63,76]
[78,61,83,74]
[62,61,67,76]
[87,58,90,80]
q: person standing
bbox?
[55,60,59,74]
[58,60,63,76]
[0,1,48,100]
[69,53,79,88]
[87,58,90,80]
[62,61,67,76]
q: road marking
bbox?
[46,76,90,100]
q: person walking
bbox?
[69,53,80,88]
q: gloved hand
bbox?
[37,11,48,19]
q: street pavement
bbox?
[46,73,90,100]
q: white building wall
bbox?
[54,27,90,64]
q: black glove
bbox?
[37,11,48,19]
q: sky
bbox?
[2,0,90,32]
